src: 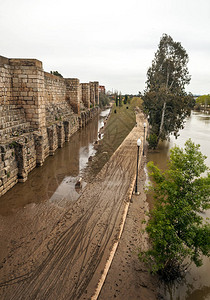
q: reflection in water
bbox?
[147,111,210,300]
[169,112,210,168]
[186,286,210,300]
[0,109,110,215]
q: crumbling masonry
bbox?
[0,55,100,196]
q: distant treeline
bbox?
[194,94,210,110]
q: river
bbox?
[147,111,210,300]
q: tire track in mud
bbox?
[0,111,146,300]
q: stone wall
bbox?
[0,55,102,197]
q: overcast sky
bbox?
[1,0,210,95]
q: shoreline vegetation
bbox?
[99,98,210,297]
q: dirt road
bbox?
[98,156,161,300]
[0,110,150,300]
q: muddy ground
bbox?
[0,109,162,300]
[99,156,162,300]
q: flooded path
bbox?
[147,111,210,300]
[0,108,110,215]
[0,109,110,291]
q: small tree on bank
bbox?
[143,34,195,149]
[99,92,110,108]
[139,139,210,281]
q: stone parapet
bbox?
[9,58,43,69]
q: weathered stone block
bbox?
[2,175,8,185]
[47,125,58,155]
[0,168,5,177]
[57,123,65,148]
[63,121,70,142]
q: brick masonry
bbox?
[81,83,90,109]
[0,55,101,196]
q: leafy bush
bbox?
[139,139,210,281]
[99,93,110,108]
[147,133,158,149]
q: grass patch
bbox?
[83,102,138,181]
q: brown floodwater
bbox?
[0,108,110,216]
[147,111,210,300]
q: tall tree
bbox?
[115,93,119,107]
[143,34,195,148]
[119,92,122,107]
[124,94,128,105]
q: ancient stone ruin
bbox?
[0,55,100,196]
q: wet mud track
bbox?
[0,111,146,300]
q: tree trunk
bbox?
[158,101,166,142]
